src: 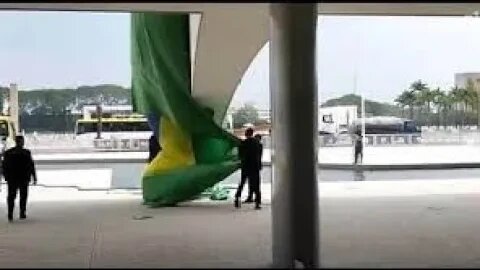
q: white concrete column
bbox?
[270,3,319,268]
[189,13,201,90]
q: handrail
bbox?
[93,138,150,151]
[35,158,148,165]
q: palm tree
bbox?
[440,92,453,128]
[460,87,472,126]
[420,88,436,126]
[395,90,416,119]
[394,95,406,117]
[431,87,445,128]
[450,86,466,128]
[410,80,428,93]
[409,80,430,125]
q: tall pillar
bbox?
[96,103,103,139]
[270,3,319,268]
[9,83,19,133]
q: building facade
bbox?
[454,73,480,89]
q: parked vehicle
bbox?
[349,116,421,135]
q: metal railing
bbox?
[266,133,480,147]
[22,130,480,153]
[318,134,423,147]
[93,138,150,151]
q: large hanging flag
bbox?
[131,13,240,207]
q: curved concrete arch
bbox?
[191,6,268,124]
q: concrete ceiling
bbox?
[2,3,480,16]
[2,3,480,123]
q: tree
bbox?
[465,78,480,128]
[394,90,416,119]
[420,88,436,126]
[459,87,472,127]
[232,103,259,128]
[0,84,132,132]
[394,94,406,117]
[439,91,453,128]
[431,87,445,127]
[410,80,428,92]
[409,80,429,125]
[450,86,465,128]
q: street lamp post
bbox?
[96,103,102,139]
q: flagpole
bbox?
[356,37,366,154]
[353,54,359,160]
[361,91,366,149]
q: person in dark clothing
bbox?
[0,137,6,188]
[255,134,263,173]
[235,128,262,210]
[148,134,161,163]
[244,134,264,203]
[354,131,363,164]
[3,136,37,222]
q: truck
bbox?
[319,105,358,135]
[349,116,420,135]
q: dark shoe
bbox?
[255,205,262,210]
[20,213,26,220]
[7,215,13,222]
[234,198,240,209]
[243,198,254,204]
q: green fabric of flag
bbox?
[131,13,240,207]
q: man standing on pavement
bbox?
[243,134,264,204]
[235,128,262,210]
[3,136,37,222]
[353,130,363,164]
[0,137,6,192]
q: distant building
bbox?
[454,73,480,112]
[454,73,480,89]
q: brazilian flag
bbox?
[131,13,240,207]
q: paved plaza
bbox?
[317,145,480,165]
[1,178,480,268]
[0,189,271,268]
[7,131,480,268]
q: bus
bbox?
[74,104,234,151]
[74,114,152,141]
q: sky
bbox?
[2,11,480,110]
[0,11,130,89]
